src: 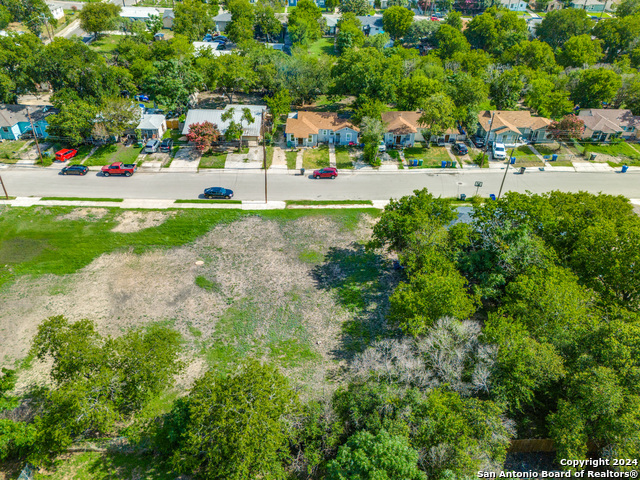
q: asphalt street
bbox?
[1,169,639,201]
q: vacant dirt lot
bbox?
[0,209,385,398]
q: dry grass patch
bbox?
[111,211,174,233]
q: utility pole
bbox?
[484,111,495,147]
[497,147,516,200]
[26,107,44,165]
[0,175,8,199]
[262,108,268,204]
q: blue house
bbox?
[0,104,57,140]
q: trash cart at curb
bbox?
[622,165,629,173]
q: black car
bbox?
[212,35,228,42]
[61,164,89,176]
[216,43,226,50]
[472,136,485,148]
[160,138,173,153]
[452,142,468,155]
[204,187,234,199]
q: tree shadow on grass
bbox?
[311,243,401,360]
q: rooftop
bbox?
[0,104,57,128]
[182,105,265,137]
[478,110,552,134]
[286,111,359,137]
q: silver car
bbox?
[144,139,161,153]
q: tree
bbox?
[535,8,593,49]
[47,100,98,146]
[171,361,299,480]
[186,121,222,152]
[396,74,444,111]
[0,5,11,30]
[403,19,440,46]
[326,0,340,11]
[221,107,248,151]
[524,77,574,119]
[0,33,43,102]
[593,15,640,61]
[464,7,528,55]
[489,69,523,110]
[94,97,141,141]
[288,0,325,45]
[435,24,470,58]
[327,430,426,480]
[445,11,463,30]
[78,1,121,39]
[557,34,603,67]
[570,68,621,108]
[360,116,386,165]
[2,0,53,36]
[200,53,257,103]
[144,59,203,110]
[226,0,256,43]
[265,89,291,124]
[548,114,585,140]
[276,52,330,105]
[174,0,218,42]
[501,40,556,72]
[255,2,282,42]
[145,13,164,35]
[615,74,640,115]
[418,93,456,142]
[340,0,370,15]
[382,6,414,40]
[336,14,365,53]
[616,0,640,16]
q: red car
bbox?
[313,167,338,179]
[101,162,137,177]
[55,149,78,162]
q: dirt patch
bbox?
[57,208,109,222]
[111,211,174,233]
[0,213,379,397]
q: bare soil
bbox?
[0,212,377,397]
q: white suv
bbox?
[492,142,507,159]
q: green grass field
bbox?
[335,146,355,169]
[89,34,121,56]
[307,37,335,56]
[583,141,640,161]
[405,145,451,168]
[286,200,374,206]
[0,139,27,162]
[286,150,298,170]
[199,152,227,169]
[84,144,142,166]
[303,146,330,170]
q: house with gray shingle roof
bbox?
[0,104,57,140]
[578,109,640,142]
[182,105,265,143]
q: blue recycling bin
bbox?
[552,154,558,161]
[490,194,496,201]
[441,160,447,168]
[622,164,629,173]
[510,157,516,164]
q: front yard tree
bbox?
[255,2,282,42]
[548,114,585,140]
[382,6,414,40]
[226,0,256,44]
[288,0,325,46]
[171,361,299,480]
[336,13,365,53]
[360,116,386,166]
[174,0,218,42]
[95,97,142,141]
[145,14,164,36]
[339,0,370,15]
[435,24,470,58]
[3,0,53,36]
[571,67,622,108]
[78,1,121,39]
[47,100,98,146]
[557,35,603,68]
[144,59,203,110]
[187,121,221,153]
[489,69,524,110]
[265,89,292,124]
[445,11,463,30]
[418,93,456,143]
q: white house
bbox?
[182,105,266,144]
[120,7,160,22]
[47,4,65,20]
[136,113,167,139]
[497,0,528,11]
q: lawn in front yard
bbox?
[0,140,27,163]
[512,145,540,162]
[335,146,355,169]
[405,144,451,168]
[265,146,274,169]
[199,152,227,169]
[303,146,330,170]
[583,141,640,161]
[89,34,120,56]
[307,37,335,57]
[84,144,142,166]
[286,150,298,170]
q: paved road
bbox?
[1,169,640,201]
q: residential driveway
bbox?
[168,147,200,172]
[268,146,288,174]
[572,162,614,172]
[225,147,263,169]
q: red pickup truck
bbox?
[101,162,137,177]
[55,149,78,162]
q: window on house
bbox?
[346,133,351,141]
[1,127,8,132]
[308,135,313,142]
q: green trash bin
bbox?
[418,159,423,166]
[452,160,457,168]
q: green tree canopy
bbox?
[339,0,370,15]
[557,34,603,67]
[535,8,593,49]
[570,67,622,108]
[464,7,528,55]
[226,0,256,43]
[78,2,121,38]
[174,0,218,42]
[288,0,325,45]
[382,6,415,40]
[489,69,524,110]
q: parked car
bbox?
[313,167,338,179]
[61,164,89,176]
[452,142,468,155]
[216,43,226,50]
[55,148,78,162]
[378,142,386,152]
[213,35,228,42]
[101,162,137,177]
[144,139,161,153]
[204,187,234,199]
[160,138,173,153]
[134,94,150,102]
[492,142,507,159]
[472,136,485,148]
